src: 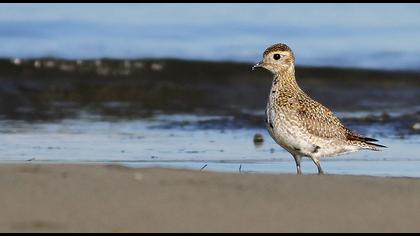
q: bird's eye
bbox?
[273,54,281,60]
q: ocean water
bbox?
[1,3,420,70]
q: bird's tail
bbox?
[346,133,387,151]
[362,137,387,151]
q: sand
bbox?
[0,164,420,232]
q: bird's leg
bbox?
[310,156,324,175]
[292,154,302,175]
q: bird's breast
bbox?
[266,102,301,151]
[266,94,317,156]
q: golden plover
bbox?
[252,43,386,175]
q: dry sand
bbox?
[0,164,420,232]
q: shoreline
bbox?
[1,164,420,232]
[2,160,420,179]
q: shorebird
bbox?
[252,43,386,175]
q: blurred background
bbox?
[2,3,420,69]
[0,3,419,176]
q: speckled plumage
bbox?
[263,43,292,56]
[254,43,385,175]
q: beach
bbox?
[2,4,420,233]
[0,58,419,232]
[1,164,420,233]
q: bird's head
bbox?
[252,43,295,74]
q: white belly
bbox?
[266,104,314,155]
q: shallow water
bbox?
[1,114,419,178]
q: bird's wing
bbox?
[295,94,349,140]
[289,92,386,149]
[296,98,387,149]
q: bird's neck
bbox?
[272,65,301,92]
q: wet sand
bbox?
[1,164,420,232]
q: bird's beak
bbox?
[252,61,263,71]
